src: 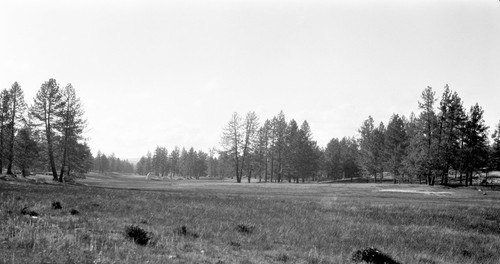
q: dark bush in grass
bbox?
[70,209,79,215]
[175,225,199,238]
[52,201,62,210]
[229,241,241,250]
[275,253,290,262]
[125,225,151,246]
[461,250,472,258]
[351,247,400,264]
[236,224,255,234]
[20,207,39,217]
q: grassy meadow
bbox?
[1,173,500,264]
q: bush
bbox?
[20,207,39,217]
[125,225,151,246]
[52,201,62,210]
[70,209,80,215]
[275,253,290,262]
[236,224,255,234]
[351,247,400,264]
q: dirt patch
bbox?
[378,189,453,196]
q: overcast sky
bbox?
[1,0,499,160]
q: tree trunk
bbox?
[6,98,16,175]
[0,119,4,174]
[59,130,69,182]
[264,155,268,183]
[270,157,274,182]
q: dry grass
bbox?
[1,174,499,263]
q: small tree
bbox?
[6,82,27,175]
[14,127,39,176]
[221,112,243,182]
[462,103,489,186]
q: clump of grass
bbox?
[275,253,290,262]
[52,201,62,210]
[70,209,79,215]
[236,224,255,234]
[229,241,241,250]
[461,250,472,258]
[20,207,39,217]
[175,225,199,238]
[125,225,151,246]
[351,247,400,264]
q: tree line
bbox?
[221,111,322,183]
[0,79,93,181]
[93,151,135,174]
[135,146,211,179]
[356,85,495,185]
[218,85,500,185]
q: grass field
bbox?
[1,173,500,264]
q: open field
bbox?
[1,174,500,264]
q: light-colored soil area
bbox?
[70,172,500,207]
[378,189,454,196]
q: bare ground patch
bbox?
[378,189,454,196]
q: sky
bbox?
[1,0,500,160]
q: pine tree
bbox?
[358,116,377,181]
[6,82,27,175]
[491,121,500,172]
[437,86,465,184]
[0,89,10,173]
[418,86,438,185]
[271,111,287,183]
[297,121,320,182]
[402,113,426,183]
[325,138,342,179]
[170,147,180,177]
[241,111,259,183]
[462,103,489,186]
[385,114,408,182]
[31,79,64,181]
[221,112,243,182]
[284,119,300,182]
[57,84,86,182]
[256,120,271,182]
[14,127,39,176]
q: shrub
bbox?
[229,241,241,249]
[275,253,290,262]
[236,224,255,234]
[20,207,39,217]
[351,247,400,264]
[125,225,151,246]
[70,209,80,215]
[52,201,62,210]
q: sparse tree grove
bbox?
[2,80,497,186]
[215,85,497,185]
[1,79,93,181]
[133,85,500,185]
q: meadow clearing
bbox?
[1,173,499,264]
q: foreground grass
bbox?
[1,179,500,264]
